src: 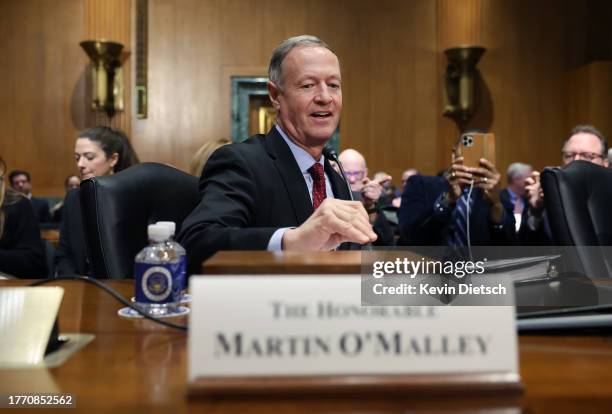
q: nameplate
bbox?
[0,287,63,368]
[188,275,519,393]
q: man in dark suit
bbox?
[499,162,532,233]
[521,125,609,244]
[9,170,52,224]
[397,152,516,246]
[178,35,376,273]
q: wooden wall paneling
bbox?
[132,0,222,169]
[0,1,16,166]
[0,0,87,196]
[568,61,612,143]
[335,0,431,182]
[437,0,482,50]
[479,0,574,173]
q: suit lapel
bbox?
[264,128,314,225]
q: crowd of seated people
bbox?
[7,170,81,230]
[3,122,609,279]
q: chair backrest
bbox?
[541,160,612,278]
[79,162,200,279]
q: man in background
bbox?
[338,149,394,245]
[500,162,532,233]
[398,147,515,247]
[50,175,80,223]
[522,125,609,243]
[392,168,419,208]
[9,170,51,224]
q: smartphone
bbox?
[454,132,496,168]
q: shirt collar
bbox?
[507,188,518,201]
[275,124,325,173]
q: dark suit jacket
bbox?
[178,127,352,273]
[397,175,516,246]
[500,188,553,244]
[31,196,52,224]
[499,188,527,230]
[55,189,89,276]
[0,195,47,277]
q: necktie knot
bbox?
[308,163,326,209]
[308,163,325,180]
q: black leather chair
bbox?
[79,162,200,279]
[541,160,612,278]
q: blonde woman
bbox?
[0,158,47,278]
[189,138,231,177]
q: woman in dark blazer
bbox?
[55,127,139,276]
[0,158,47,278]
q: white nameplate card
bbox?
[0,287,63,367]
[188,275,518,382]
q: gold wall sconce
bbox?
[443,45,486,122]
[80,40,125,118]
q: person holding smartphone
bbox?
[398,134,516,247]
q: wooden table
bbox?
[1,277,612,412]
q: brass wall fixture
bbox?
[80,40,125,118]
[443,45,486,121]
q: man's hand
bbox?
[471,158,501,204]
[445,155,473,203]
[282,199,377,251]
[361,174,391,210]
[471,158,503,223]
[524,171,544,213]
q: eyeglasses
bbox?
[561,151,604,162]
[343,170,365,180]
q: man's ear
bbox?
[268,81,282,110]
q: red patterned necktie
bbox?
[308,163,327,209]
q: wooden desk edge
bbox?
[188,372,523,397]
[201,251,364,274]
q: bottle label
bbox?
[135,263,181,304]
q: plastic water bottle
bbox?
[134,224,181,316]
[156,221,188,301]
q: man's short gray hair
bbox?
[268,35,332,88]
[506,162,532,183]
[564,124,608,156]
